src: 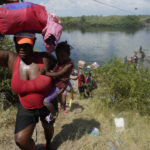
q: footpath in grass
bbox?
[0,97,150,150]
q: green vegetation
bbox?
[0,37,18,110]
[60,15,150,30]
[93,57,150,115]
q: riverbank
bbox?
[60,15,150,30]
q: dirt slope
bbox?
[0,98,98,150]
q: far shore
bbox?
[60,15,150,29]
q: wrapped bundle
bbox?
[0,2,63,53]
[0,2,47,34]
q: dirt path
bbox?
[0,98,99,150]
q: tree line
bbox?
[60,15,150,30]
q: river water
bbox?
[34,27,150,66]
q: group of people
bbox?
[124,46,146,68]
[0,33,74,150]
[76,68,97,99]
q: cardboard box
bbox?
[78,60,86,69]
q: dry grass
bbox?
[0,106,17,149]
[88,95,150,150]
[0,94,150,150]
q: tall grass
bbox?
[0,36,18,111]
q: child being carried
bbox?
[41,41,74,122]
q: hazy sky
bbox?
[25,0,150,17]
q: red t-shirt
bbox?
[77,74,87,87]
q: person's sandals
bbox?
[63,110,68,114]
[45,113,57,123]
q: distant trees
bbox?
[80,16,86,23]
[120,15,142,28]
[60,15,144,29]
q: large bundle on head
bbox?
[0,2,63,53]
[0,2,47,34]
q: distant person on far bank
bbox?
[139,46,146,61]
[77,73,87,98]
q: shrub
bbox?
[95,57,150,115]
[0,36,18,110]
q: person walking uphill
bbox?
[0,33,57,150]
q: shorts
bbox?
[15,97,58,134]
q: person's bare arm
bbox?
[46,63,73,77]
[0,50,17,71]
[41,52,57,71]
[57,88,65,95]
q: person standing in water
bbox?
[139,46,146,61]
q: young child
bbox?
[41,41,74,122]
[59,80,74,113]
[77,73,87,98]
[86,71,93,98]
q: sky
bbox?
[25,0,150,17]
